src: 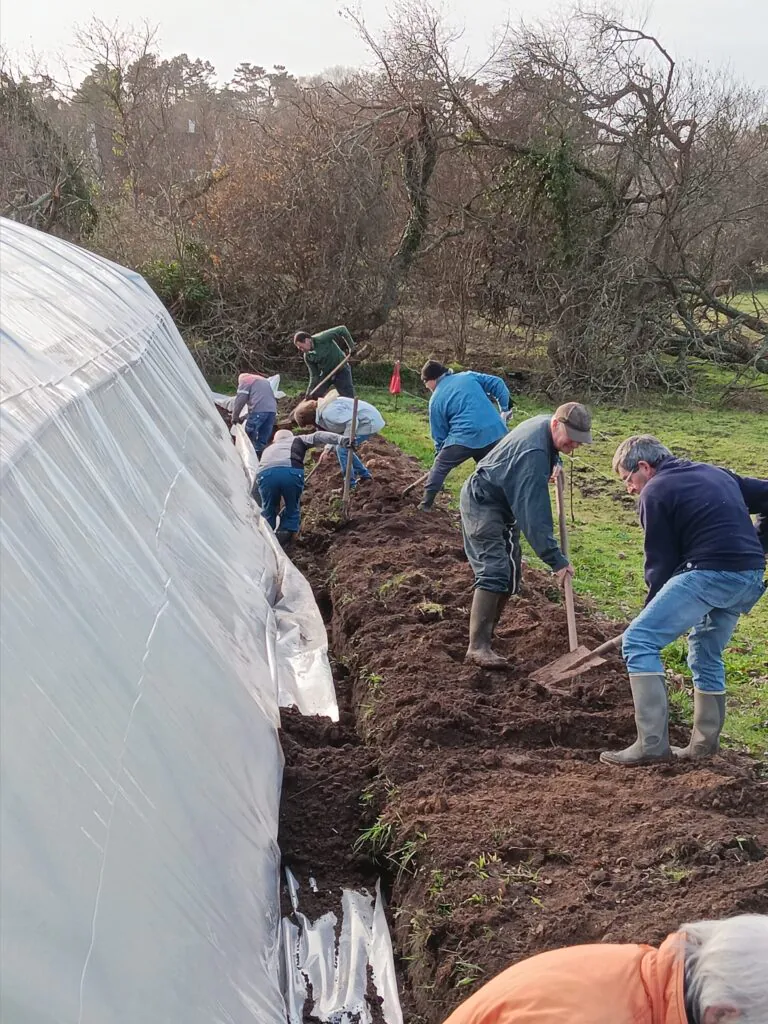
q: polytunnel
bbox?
[0,218,340,1022]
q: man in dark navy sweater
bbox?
[601,435,767,767]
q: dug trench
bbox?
[278,436,768,1023]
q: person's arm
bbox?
[315,325,355,352]
[509,449,569,571]
[304,430,347,447]
[231,384,249,422]
[311,329,348,376]
[639,488,680,604]
[471,371,511,412]
[303,350,322,391]
[731,471,768,552]
[429,395,448,453]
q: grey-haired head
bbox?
[613,435,672,495]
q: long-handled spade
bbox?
[341,397,359,518]
[531,473,623,689]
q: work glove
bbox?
[340,436,359,448]
[500,409,515,425]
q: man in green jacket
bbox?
[294,325,355,398]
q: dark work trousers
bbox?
[310,362,355,399]
[424,440,499,501]
[459,477,523,595]
[245,410,277,456]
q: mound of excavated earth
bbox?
[279,436,768,1024]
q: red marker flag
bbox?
[389,360,402,395]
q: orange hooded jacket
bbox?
[442,932,688,1024]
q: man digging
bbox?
[460,402,593,668]
[601,435,767,767]
[418,360,513,511]
[293,324,356,398]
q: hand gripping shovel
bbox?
[531,473,623,689]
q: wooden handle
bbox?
[402,471,429,496]
[564,577,578,652]
[591,634,624,657]
[565,633,624,671]
[555,473,578,652]
[342,397,359,514]
[308,347,352,398]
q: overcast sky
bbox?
[2,0,767,90]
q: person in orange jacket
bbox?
[442,914,768,1024]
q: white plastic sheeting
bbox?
[0,218,336,1023]
[281,871,404,1024]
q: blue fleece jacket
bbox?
[638,456,767,603]
[428,371,510,452]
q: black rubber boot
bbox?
[672,691,725,759]
[465,589,507,669]
[418,489,439,511]
[600,673,672,766]
[275,529,297,550]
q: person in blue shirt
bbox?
[419,361,513,510]
[601,435,767,768]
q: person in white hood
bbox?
[257,427,349,546]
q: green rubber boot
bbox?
[465,589,507,670]
[672,691,725,759]
[600,673,672,766]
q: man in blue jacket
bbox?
[601,435,767,767]
[419,361,513,510]
[460,402,593,668]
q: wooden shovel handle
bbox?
[308,341,353,398]
[342,397,359,514]
[555,473,578,653]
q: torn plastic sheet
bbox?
[0,218,336,1023]
[281,870,404,1024]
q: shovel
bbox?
[531,633,624,687]
[402,471,429,497]
[341,397,359,517]
[531,474,622,687]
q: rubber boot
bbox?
[275,529,297,550]
[465,589,507,669]
[418,489,439,511]
[672,691,725,759]
[600,673,672,766]
[494,593,510,631]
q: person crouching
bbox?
[257,428,348,547]
[293,389,385,488]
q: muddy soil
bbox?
[279,436,768,1023]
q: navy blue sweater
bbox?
[638,457,767,603]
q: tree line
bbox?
[2,4,767,394]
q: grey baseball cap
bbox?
[554,402,593,444]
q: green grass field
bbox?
[351,385,767,757]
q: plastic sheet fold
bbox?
[281,871,404,1024]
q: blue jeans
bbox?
[245,411,276,456]
[257,466,304,532]
[622,569,765,693]
[335,435,372,485]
